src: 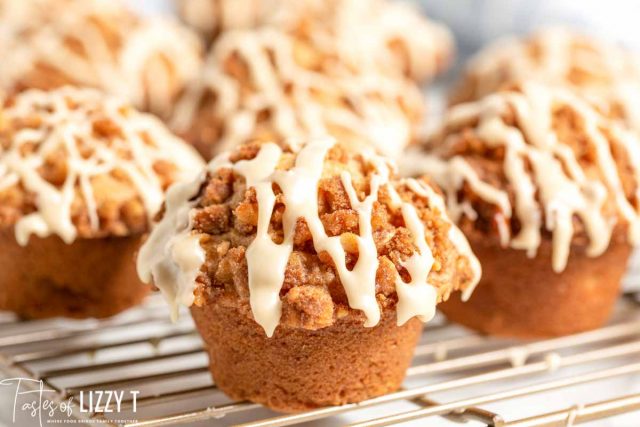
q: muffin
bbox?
[0,0,203,119]
[170,26,425,160]
[176,0,454,83]
[450,28,640,133]
[0,87,204,318]
[406,82,640,338]
[138,137,480,412]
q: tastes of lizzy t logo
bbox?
[1,378,139,425]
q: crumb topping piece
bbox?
[138,138,480,336]
[0,87,204,244]
[407,82,640,272]
[171,26,424,160]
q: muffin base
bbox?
[440,235,631,338]
[0,230,150,319]
[191,301,423,412]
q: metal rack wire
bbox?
[0,293,639,427]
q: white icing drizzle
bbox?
[460,27,640,134]
[393,202,437,325]
[138,137,480,335]
[411,83,640,272]
[136,178,206,321]
[404,179,481,301]
[137,153,229,321]
[171,27,423,159]
[0,87,204,245]
[0,0,203,117]
[177,0,453,82]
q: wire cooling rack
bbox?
[0,293,639,427]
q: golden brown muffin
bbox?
[138,137,480,412]
[406,82,640,338]
[170,26,426,160]
[0,87,204,318]
[450,28,640,133]
[176,0,454,83]
[0,0,203,119]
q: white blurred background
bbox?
[419,0,640,58]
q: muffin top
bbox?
[170,26,425,160]
[451,28,640,101]
[177,0,454,83]
[406,82,640,272]
[450,28,640,132]
[0,0,203,118]
[138,137,480,336]
[0,86,204,245]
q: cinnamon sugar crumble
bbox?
[184,141,475,330]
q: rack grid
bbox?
[0,293,639,426]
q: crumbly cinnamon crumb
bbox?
[189,140,475,330]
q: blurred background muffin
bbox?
[0,86,203,318]
[406,82,640,337]
[176,0,455,83]
[0,0,203,119]
[449,28,640,133]
[169,26,426,160]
